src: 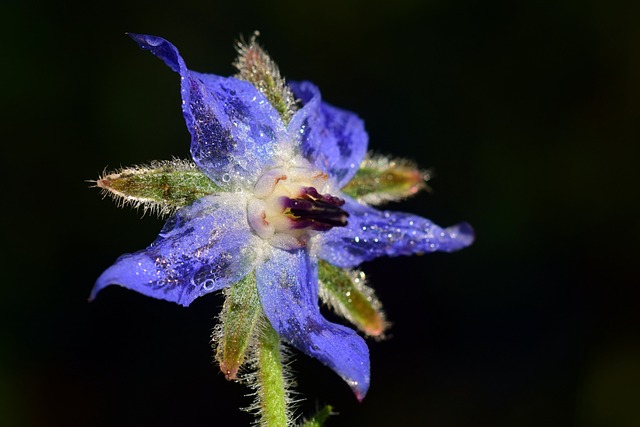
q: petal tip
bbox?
[127,32,161,47]
[89,271,118,302]
[127,32,158,48]
[450,221,475,247]
[88,279,106,302]
[347,378,369,402]
[128,33,182,73]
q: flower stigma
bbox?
[247,159,348,250]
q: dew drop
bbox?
[354,236,360,243]
[202,279,216,291]
[222,173,231,183]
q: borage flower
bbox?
[92,33,474,425]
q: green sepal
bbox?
[96,159,220,217]
[318,260,388,337]
[234,32,298,124]
[214,272,262,381]
[342,155,429,206]
[299,405,333,427]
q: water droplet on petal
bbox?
[202,279,215,291]
[222,173,231,183]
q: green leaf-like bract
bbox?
[234,33,297,124]
[342,155,428,206]
[214,272,262,381]
[96,159,220,217]
[318,260,387,337]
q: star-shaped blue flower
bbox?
[92,34,474,400]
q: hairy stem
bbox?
[256,321,290,427]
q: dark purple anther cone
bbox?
[282,187,349,230]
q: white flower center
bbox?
[247,162,347,250]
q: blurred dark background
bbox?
[2,0,638,426]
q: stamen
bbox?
[247,165,347,249]
[282,187,348,230]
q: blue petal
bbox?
[316,197,475,268]
[256,248,370,400]
[91,195,260,307]
[129,34,287,189]
[288,81,368,188]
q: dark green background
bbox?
[3,0,638,426]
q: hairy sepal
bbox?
[342,154,429,205]
[318,260,388,338]
[213,272,263,381]
[234,32,298,124]
[95,159,220,217]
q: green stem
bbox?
[256,320,289,427]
